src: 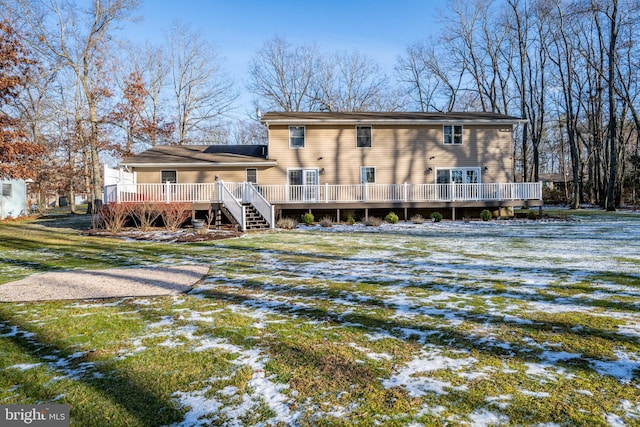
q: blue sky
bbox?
[123,0,450,114]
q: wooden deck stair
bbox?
[218,203,270,231]
[243,203,270,230]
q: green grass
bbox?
[0,212,639,426]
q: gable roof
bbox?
[121,145,275,168]
[261,111,524,125]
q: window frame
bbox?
[2,183,12,197]
[356,125,372,148]
[443,125,463,145]
[360,167,376,184]
[289,126,306,149]
[161,170,177,183]
[435,167,481,184]
[246,168,257,184]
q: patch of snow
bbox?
[605,413,626,427]
[467,408,510,426]
[620,399,640,420]
[485,394,512,409]
[590,348,640,383]
[520,389,550,398]
[6,363,42,371]
[382,346,477,397]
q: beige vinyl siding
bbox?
[134,168,259,184]
[263,124,513,185]
[131,123,514,186]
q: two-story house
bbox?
[106,112,542,229]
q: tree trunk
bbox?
[605,0,618,211]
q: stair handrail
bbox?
[244,182,274,229]
[218,180,246,231]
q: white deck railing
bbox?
[254,182,542,204]
[104,182,542,205]
[242,182,275,229]
[218,181,246,231]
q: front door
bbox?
[288,169,319,201]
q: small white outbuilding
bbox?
[0,179,28,219]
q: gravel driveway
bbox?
[0,265,210,302]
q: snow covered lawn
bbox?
[1,211,639,425]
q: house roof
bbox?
[261,111,525,125]
[121,145,275,168]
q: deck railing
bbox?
[242,182,275,228]
[254,182,542,204]
[104,181,542,205]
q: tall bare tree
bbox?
[168,21,236,145]
[314,50,391,112]
[248,36,320,112]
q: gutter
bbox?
[121,161,278,168]
[263,119,528,126]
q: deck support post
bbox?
[404,208,408,221]
[452,207,456,221]
[336,208,340,222]
[365,208,369,220]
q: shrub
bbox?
[385,212,399,224]
[97,203,129,233]
[276,217,298,229]
[430,212,443,222]
[132,202,162,231]
[319,216,333,227]
[347,215,356,225]
[410,214,425,224]
[301,212,315,225]
[363,216,383,227]
[480,209,493,221]
[157,202,192,231]
[527,211,538,220]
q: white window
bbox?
[246,168,257,183]
[289,126,305,148]
[2,183,11,197]
[161,170,177,183]
[436,168,480,184]
[356,126,372,148]
[443,125,463,145]
[361,167,376,184]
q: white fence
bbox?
[254,182,542,204]
[105,181,541,205]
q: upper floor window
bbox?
[443,125,463,145]
[356,126,372,148]
[289,126,305,148]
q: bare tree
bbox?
[395,39,467,112]
[314,50,391,112]
[137,42,173,146]
[248,36,321,112]
[168,21,237,145]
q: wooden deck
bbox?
[103,181,543,229]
